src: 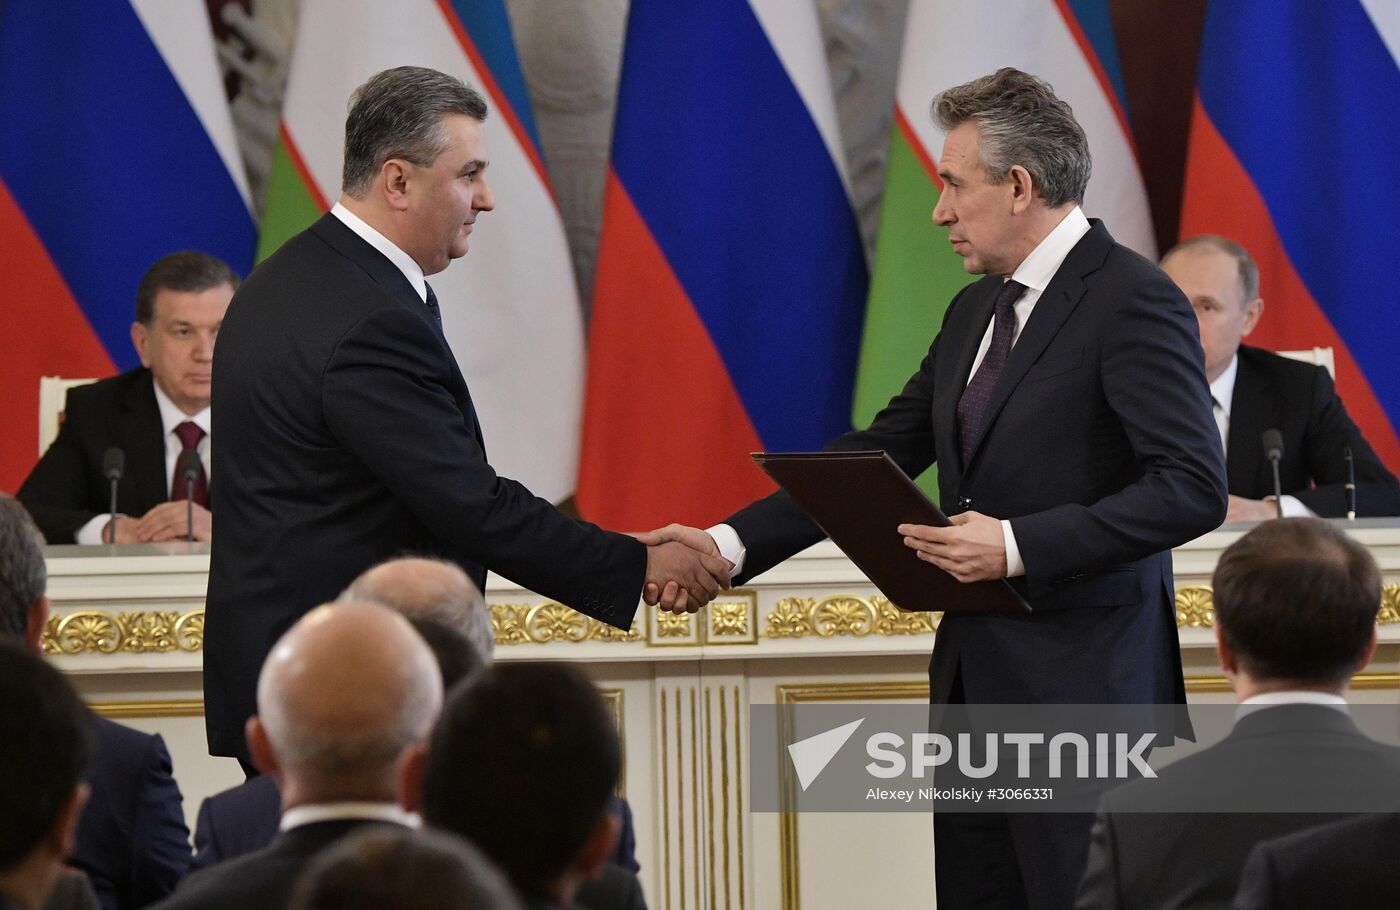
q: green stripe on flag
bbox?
[255,139,325,263]
[853,124,974,497]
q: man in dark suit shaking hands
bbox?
[206,66,728,767]
[643,68,1228,909]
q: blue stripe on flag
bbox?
[1197,0,1400,423]
[0,0,255,368]
[1064,0,1132,121]
[445,0,543,158]
[610,0,868,450]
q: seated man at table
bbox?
[1160,234,1400,520]
[18,251,237,544]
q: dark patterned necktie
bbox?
[170,421,209,507]
[956,279,1028,464]
[423,283,443,332]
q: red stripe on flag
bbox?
[434,0,554,197]
[282,122,329,212]
[1180,96,1400,472]
[0,178,116,493]
[895,104,942,190]
[1051,0,1141,165]
[577,171,773,531]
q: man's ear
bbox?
[396,742,428,814]
[1241,298,1265,336]
[381,160,412,211]
[26,595,50,653]
[130,322,151,368]
[45,781,90,859]
[1007,164,1035,213]
[573,808,622,881]
[246,716,280,778]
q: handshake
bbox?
[634,524,734,615]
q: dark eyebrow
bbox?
[938,169,955,183]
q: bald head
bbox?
[256,602,442,790]
[343,558,493,661]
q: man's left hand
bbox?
[134,501,213,543]
[898,511,1006,582]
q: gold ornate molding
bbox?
[1177,584,1400,628]
[764,596,938,639]
[1380,585,1400,625]
[490,603,642,645]
[43,609,204,655]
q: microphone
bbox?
[1345,447,1357,521]
[176,450,202,543]
[102,448,124,544]
[1262,429,1284,520]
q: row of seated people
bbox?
[14,237,1400,553]
[0,494,642,910]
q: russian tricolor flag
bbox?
[578,0,869,531]
[0,0,255,492]
[1181,0,1400,472]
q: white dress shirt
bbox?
[331,202,428,303]
[74,383,212,544]
[1210,353,1313,519]
[1236,690,1348,721]
[711,207,1092,580]
[280,801,419,832]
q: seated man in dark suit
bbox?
[18,251,237,544]
[1076,518,1400,910]
[289,826,520,910]
[150,601,441,910]
[1161,235,1400,521]
[192,557,641,878]
[424,663,647,910]
[1233,811,1399,910]
[0,641,95,910]
[0,494,190,910]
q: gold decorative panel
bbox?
[43,609,204,655]
[490,603,642,645]
[1176,584,1400,628]
[764,596,938,639]
[707,592,759,645]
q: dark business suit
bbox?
[726,220,1227,909]
[17,368,169,543]
[72,717,190,910]
[149,818,390,910]
[206,213,646,762]
[1233,812,1400,910]
[1076,705,1400,910]
[1225,345,1400,517]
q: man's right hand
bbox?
[642,539,732,614]
[102,516,140,544]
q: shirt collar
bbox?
[1237,690,1349,721]
[1009,206,1091,292]
[331,202,428,302]
[280,801,420,832]
[1210,352,1240,418]
[151,380,211,438]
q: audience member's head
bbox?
[343,556,494,661]
[422,663,621,906]
[407,616,484,692]
[288,825,521,910]
[0,641,94,910]
[0,493,50,650]
[131,250,239,416]
[247,601,442,809]
[1160,234,1263,383]
[1213,518,1380,694]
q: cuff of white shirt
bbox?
[76,514,120,545]
[1276,495,1316,518]
[706,523,746,581]
[1000,519,1024,578]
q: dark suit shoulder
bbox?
[1236,344,1326,389]
[62,368,153,416]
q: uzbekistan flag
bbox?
[257,0,586,503]
[0,0,254,492]
[1181,0,1400,472]
[857,0,1155,497]
[577,0,868,531]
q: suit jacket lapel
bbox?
[1225,350,1273,494]
[120,372,168,505]
[938,280,999,477]
[961,223,1108,469]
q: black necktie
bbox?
[423,283,443,332]
[957,279,1027,464]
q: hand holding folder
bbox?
[753,451,1029,614]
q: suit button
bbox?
[957,496,973,509]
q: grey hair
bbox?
[0,495,46,640]
[342,66,489,198]
[1162,234,1261,304]
[341,557,494,661]
[931,67,1091,208]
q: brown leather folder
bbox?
[753,451,1030,614]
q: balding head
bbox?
[251,601,442,803]
[343,557,493,661]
